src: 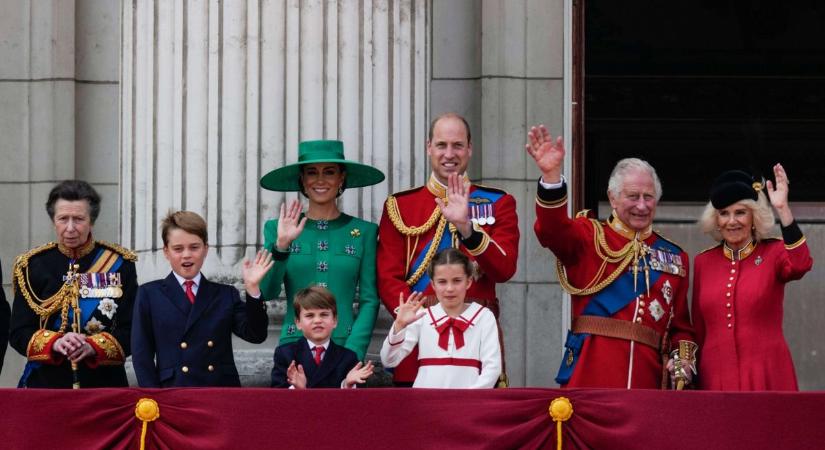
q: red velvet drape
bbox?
[0,388,822,449]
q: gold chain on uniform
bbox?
[13,243,80,332]
[556,219,648,296]
[386,195,450,286]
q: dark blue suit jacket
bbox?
[132,273,269,387]
[271,337,359,388]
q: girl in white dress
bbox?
[380,248,501,388]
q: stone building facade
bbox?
[1,1,822,389]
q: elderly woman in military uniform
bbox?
[259,140,385,361]
[9,180,138,388]
[692,164,812,391]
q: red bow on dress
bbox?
[436,317,470,350]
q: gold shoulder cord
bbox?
[96,240,138,261]
[556,219,646,296]
[13,243,78,332]
[386,195,448,287]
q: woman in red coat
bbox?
[692,164,812,390]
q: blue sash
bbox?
[555,235,679,384]
[407,188,504,292]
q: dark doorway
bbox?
[583,1,825,210]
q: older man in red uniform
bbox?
[526,125,696,389]
[377,113,519,386]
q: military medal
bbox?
[648,299,665,322]
[661,280,673,304]
[755,255,763,266]
[486,204,496,224]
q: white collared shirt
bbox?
[306,339,330,362]
[172,271,203,296]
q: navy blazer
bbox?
[132,273,269,387]
[271,337,359,388]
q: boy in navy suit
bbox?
[272,286,374,388]
[132,210,273,387]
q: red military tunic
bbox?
[534,181,694,389]
[692,224,812,391]
[377,174,519,383]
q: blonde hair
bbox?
[698,191,776,242]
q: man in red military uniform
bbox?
[526,125,696,389]
[377,113,519,386]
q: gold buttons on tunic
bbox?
[730,269,736,274]
[727,313,732,319]
[208,365,214,372]
[727,283,731,288]
[207,340,214,348]
[180,342,188,349]
[726,303,731,308]
[639,301,646,307]
[637,309,645,315]
[727,324,732,329]
[635,317,642,323]
[182,366,189,373]
[726,292,731,297]
[729,277,734,281]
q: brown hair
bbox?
[427,248,475,279]
[46,180,102,224]
[161,210,208,246]
[293,285,338,318]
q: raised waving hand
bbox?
[525,124,566,183]
[276,199,308,251]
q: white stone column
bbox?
[121,0,429,281]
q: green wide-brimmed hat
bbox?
[260,140,385,192]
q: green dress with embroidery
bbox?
[260,214,379,360]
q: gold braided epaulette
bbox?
[575,209,592,219]
[386,195,441,236]
[96,240,138,262]
[12,242,59,295]
[13,242,78,326]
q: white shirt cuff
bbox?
[539,174,566,189]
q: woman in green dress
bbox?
[259,140,385,360]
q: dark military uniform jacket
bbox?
[10,239,137,388]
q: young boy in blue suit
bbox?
[131,210,273,387]
[272,286,374,388]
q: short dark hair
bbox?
[46,180,101,224]
[427,248,475,279]
[294,285,338,318]
[428,112,472,144]
[161,210,209,246]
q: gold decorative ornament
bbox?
[350,228,361,238]
[549,397,574,450]
[405,216,448,287]
[752,181,763,192]
[135,398,160,450]
[556,219,651,297]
